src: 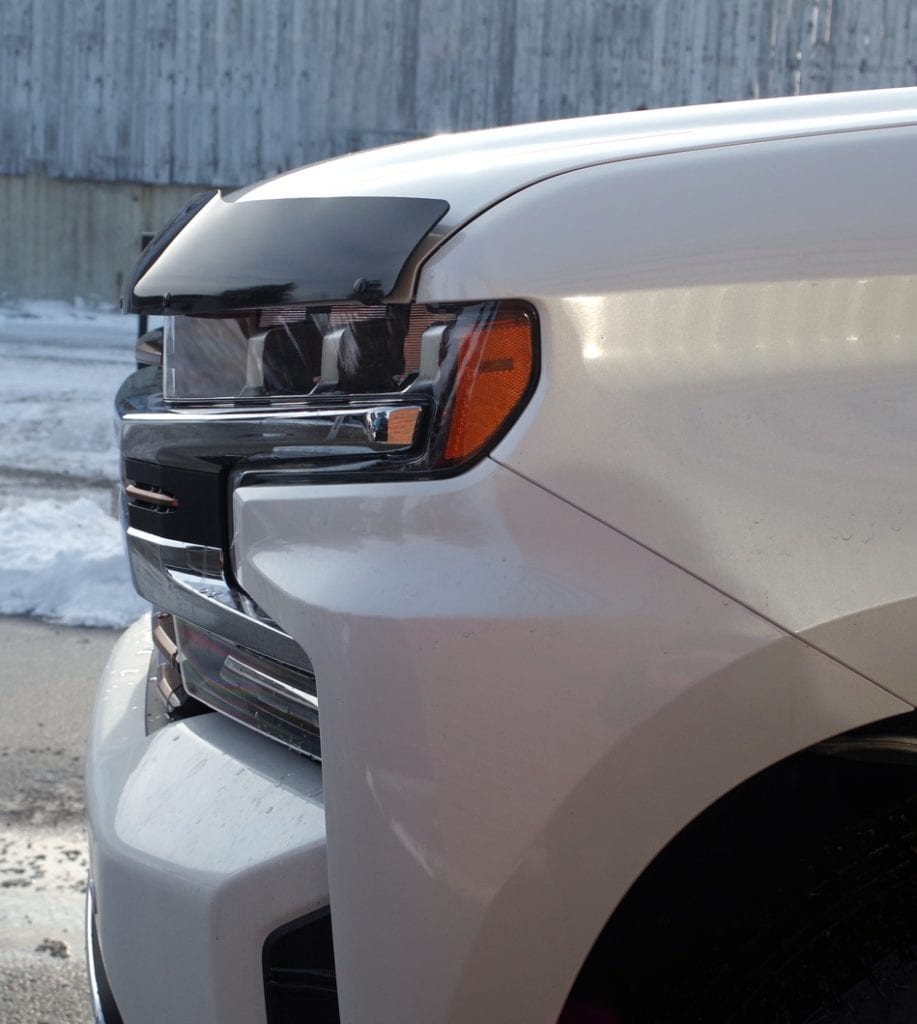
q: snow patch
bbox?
[0,498,146,629]
[0,298,137,484]
[0,300,150,628]
[0,297,128,328]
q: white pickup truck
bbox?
[86,88,917,1024]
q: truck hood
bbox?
[128,88,917,314]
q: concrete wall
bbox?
[2,0,917,299]
[0,176,210,304]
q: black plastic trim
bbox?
[123,191,216,313]
[126,193,449,314]
[264,907,340,1024]
[86,885,125,1024]
[124,457,226,548]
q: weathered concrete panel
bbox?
[3,0,917,188]
[0,176,208,302]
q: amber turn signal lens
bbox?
[445,306,535,462]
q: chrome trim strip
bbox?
[126,526,313,674]
[85,882,105,1024]
[120,396,425,468]
[223,653,320,712]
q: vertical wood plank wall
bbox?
[2,0,914,298]
[2,0,915,188]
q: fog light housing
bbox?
[175,618,321,759]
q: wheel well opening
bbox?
[561,712,917,1024]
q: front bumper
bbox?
[85,617,328,1024]
[86,879,122,1024]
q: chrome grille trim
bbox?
[126,526,312,675]
[120,394,426,469]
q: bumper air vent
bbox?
[264,908,340,1024]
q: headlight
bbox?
[161,299,538,473]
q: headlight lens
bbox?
[162,300,538,471]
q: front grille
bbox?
[264,908,340,1024]
[118,358,328,760]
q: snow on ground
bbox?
[0,300,137,483]
[0,498,146,628]
[0,301,148,627]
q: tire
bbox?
[805,954,917,1023]
[716,797,917,1024]
[563,757,917,1024]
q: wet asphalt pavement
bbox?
[0,616,121,1023]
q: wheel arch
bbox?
[561,710,917,1020]
[442,640,911,1024]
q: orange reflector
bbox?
[445,306,535,462]
[385,405,422,446]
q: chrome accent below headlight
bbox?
[120,392,427,468]
[127,526,320,757]
[125,526,311,674]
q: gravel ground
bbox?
[0,616,122,1024]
